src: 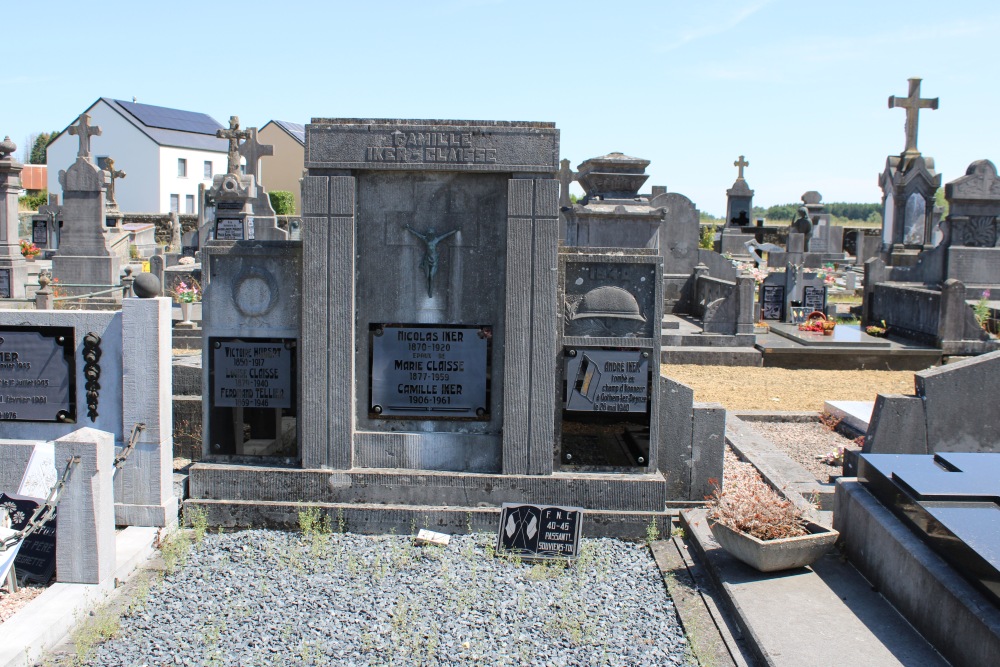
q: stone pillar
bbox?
[502,177,559,475]
[938,279,967,347]
[735,274,755,334]
[54,428,115,584]
[862,257,888,327]
[0,137,28,299]
[116,296,177,526]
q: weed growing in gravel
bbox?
[188,506,208,544]
[70,603,121,665]
[160,528,191,573]
[646,517,661,543]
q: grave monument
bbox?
[0,137,28,299]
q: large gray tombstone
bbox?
[51,115,121,295]
[0,137,28,299]
[300,119,559,474]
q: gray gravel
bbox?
[82,530,692,666]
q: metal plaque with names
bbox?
[564,348,649,413]
[32,220,47,246]
[0,269,10,299]
[213,340,293,409]
[496,503,583,560]
[0,492,57,584]
[0,327,75,422]
[802,285,827,313]
[215,218,245,241]
[370,324,490,419]
[761,284,785,321]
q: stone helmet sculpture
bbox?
[568,286,646,322]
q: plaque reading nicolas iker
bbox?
[0,326,75,422]
[370,324,490,419]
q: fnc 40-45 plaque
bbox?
[369,324,491,420]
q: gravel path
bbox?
[749,421,860,483]
[80,530,691,667]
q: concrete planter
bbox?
[709,520,838,572]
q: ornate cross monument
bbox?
[104,158,126,209]
[557,158,576,209]
[889,78,939,161]
[237,127,274,180]
[725,154,754,228]
[217,116,250,175]
[733,154,749,180]
[68,114,101,160]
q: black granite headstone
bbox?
[760,284,785,321]
[0,492,56,584]
[496,503,583,560]
[802,285,827,313]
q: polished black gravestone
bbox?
[858,452,1000,607]
[495,503,583,560]
[0,492,57,584]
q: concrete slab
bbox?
[824,400,875,433]
[681,509,949,667]
[0,526,158,667]
[769,323,892,348]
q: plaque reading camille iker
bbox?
[0,327,75,422]
[212,340,293,409]
[564,349,649,413]
[496,503,583,560]
[370,324,490,419]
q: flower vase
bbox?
[823,328,835,336]
[178,301,195,329]
[25,255,35,263]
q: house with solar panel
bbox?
[47,98,229,214]
[258,120,305,214]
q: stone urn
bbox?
[709,521,839,572]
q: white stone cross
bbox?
[68,114,101,159]
[557,158,576,208]
[734,155,749,180]
[238,127,274,179]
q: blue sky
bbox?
[6,0,999,216]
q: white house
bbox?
[47,98,228,214]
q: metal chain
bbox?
[0,455,80,552]
[113,423,147,470]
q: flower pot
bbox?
[822,328,835,336]
[179,301,194,326]
[709,521,839,572]
[25,255,35,263]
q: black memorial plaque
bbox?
[496,503,583,560]
[858,452,1000,608]
[0,269,10,299]
[215,218,245,241]
[802,285,827,313]
[564,349,649,413]
[212,339,294,409]
[760,284,785,321]
[32,220,47,246]
[0,326,75,422]
[0,492,56,584]
[369,324,490,420]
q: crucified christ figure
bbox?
[404,224,458,298]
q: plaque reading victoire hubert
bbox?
[564,349,649,413]
[0,327,75,422]
[215,218,245,241]
[213,340,293,409]
[370,324,490,419]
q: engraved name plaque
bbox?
[803,285,827,313]
[761,284,785,320]
[0,269,10,299]
[0,326,75,422]
[215,218,245,241]
[564,349,649,413]
[212,340,293,409]
[32,220,47,246]
[370,324,490,419]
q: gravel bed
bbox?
[749,421,860,483]
[81,530,692,667]
[0,584,45,623]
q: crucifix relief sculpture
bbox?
[889,78,938,159]
[404,224,458,298]
[217,116,250,175]
[104,158,126,208]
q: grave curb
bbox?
[0,526,158,667]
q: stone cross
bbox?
[217,116,250,175]
[237,127,274,180]
[734,155,749,180]
[104,158,126,208]
[889,78,938,158]
[557,158,576,208]
[68,114,101,159]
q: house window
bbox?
[204,161,213,179]
[96,156,110,170]
[170,194,179,213]
[178,158,187,178]
[185,195,195,214]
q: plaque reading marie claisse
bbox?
[213,340,293,409]
[370,324,490,419]
[0,327,75,422]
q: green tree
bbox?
[934,187,949,218]
[27,131,56,164]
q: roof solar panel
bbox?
[276,120,306,144]
[114,99,223,135]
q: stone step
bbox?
[661,346,763,366]
[171,327,202,351]
[183,498,674,540]
[188,463,670,512]
[661,333,756,347]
